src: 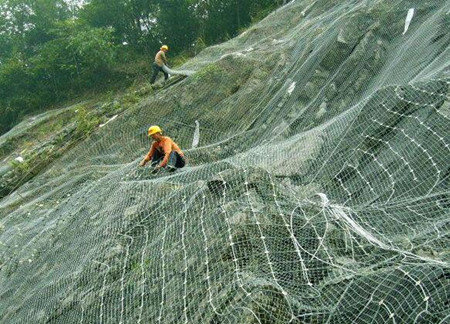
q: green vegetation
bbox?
[0,78,159,198]
[0,0,285,134]
[193,63,224,81]
[75,106,100,138]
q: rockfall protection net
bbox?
[162,64,195,77]
[0,0,449,323]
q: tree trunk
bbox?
[236,0,240,30]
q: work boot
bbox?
[167,165,177,173]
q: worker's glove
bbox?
[139,160,146,167]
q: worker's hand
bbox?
[150,165,161,174]
[139,159,146,167]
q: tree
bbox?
[193,0,252,44]
[32,20,115,88]
[0,19,116,133]
[80,0,159,51]
[155,0,199,53]
[0,0,71,55]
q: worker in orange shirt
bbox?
[139,126,186,172]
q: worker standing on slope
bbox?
[150,45,170,85]
[139,126,186,172]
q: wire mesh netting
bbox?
[0,0,449,323]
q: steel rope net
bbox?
[0,0,449,323]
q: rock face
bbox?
[1,1,449,323]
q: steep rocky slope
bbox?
[0,0,449,323]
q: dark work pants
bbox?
[151,150,186,169]
[150,63,169,84]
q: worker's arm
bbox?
[162,52,168,65]
[139,143,156,166]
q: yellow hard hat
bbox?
[148,125,162,136]
[161,45,169,51]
